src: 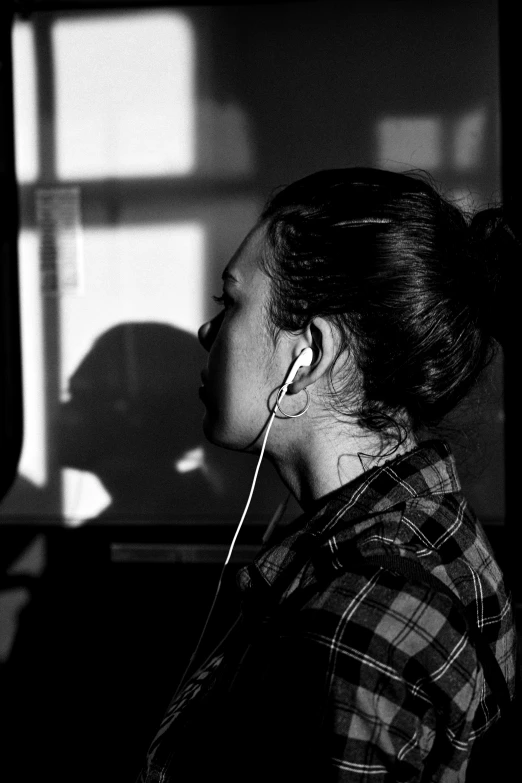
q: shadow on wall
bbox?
[55,321,229,523]
[0,320,289,526]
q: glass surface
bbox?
[2,2,503,527]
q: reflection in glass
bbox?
[18,231,46,487]
[453,108,487,170]
[53,11,195,179]
[56,323,223,524]
[377,116,442,171]
[197,99,255,175]
[59,222,205,395]
[12,21,39,183]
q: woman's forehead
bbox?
[224,223,268,284]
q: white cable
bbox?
[223,406,279,567]
[174,393,286,695]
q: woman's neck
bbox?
[269,419,417,512]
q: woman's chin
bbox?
[202,415,234,450]
[202,415,255,453]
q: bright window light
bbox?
[53,12,195,179]
[377,116,442,171]
[175,446,205,474]
[453,108,486,170]
[58,221,205,524]
[59,222,205,390]
[12,21,39,183]
[62,469,111,525]
[17,230,47,487]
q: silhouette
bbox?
[55,322,225,522]
[54,321,284,524]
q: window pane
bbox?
[12,21,39,183]
[453,107,487,170]
[377,116,442,171]
[53,11,195,179]
[17,230,47,487]
[59,222,205,391]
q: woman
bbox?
[137,168,516,782]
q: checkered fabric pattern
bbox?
[137,440,516,783]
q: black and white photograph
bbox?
[0,1,518,781]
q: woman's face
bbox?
[198,224,289,451]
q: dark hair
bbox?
[259,167,512,440]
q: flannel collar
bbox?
[237,439,461,600]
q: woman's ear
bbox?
[288,317,339,393]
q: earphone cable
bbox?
[173,401,281,696]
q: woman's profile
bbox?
[136,168,516,782]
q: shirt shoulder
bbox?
[294,561,476,693]
[272,565,482,781]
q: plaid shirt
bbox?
[137,440,516,782]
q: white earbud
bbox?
[284,347,314,385]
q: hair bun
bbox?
[467,206,519,348]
